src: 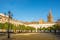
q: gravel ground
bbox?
[0,33,60,40]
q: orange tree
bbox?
[18,25,26,32]
[0,23,3,29]
[52,24,60,33]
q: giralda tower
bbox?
[48,9,53,23]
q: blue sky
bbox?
[0,0,60,22]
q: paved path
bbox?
[0,33,60,40]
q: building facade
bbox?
[0,9,55,29]
[0,13,23,26]
[24,9,55,29]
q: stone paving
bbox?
[0,33,60,40]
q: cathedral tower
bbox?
[47,9,53,23]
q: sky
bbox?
[0,0,60,22]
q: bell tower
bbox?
[48,9,53,23]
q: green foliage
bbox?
[9,24,17,30]
[18,25,35,30]
[18,25,26,30]
[52,24,60,30]
[4,22,8,29]
[0,22,16,30]
[0,22,36,31]
[42,27,46,30]
[37,27,42,30]
[26,26,35,30]
[0,23,3,29]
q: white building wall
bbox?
[25,23,55,28]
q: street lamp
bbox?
[7,11,13,38]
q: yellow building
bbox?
[0,13,23,26]
[39,18,45,24]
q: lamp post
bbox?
[7,11,13,38]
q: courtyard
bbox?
[0,33,60,40]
